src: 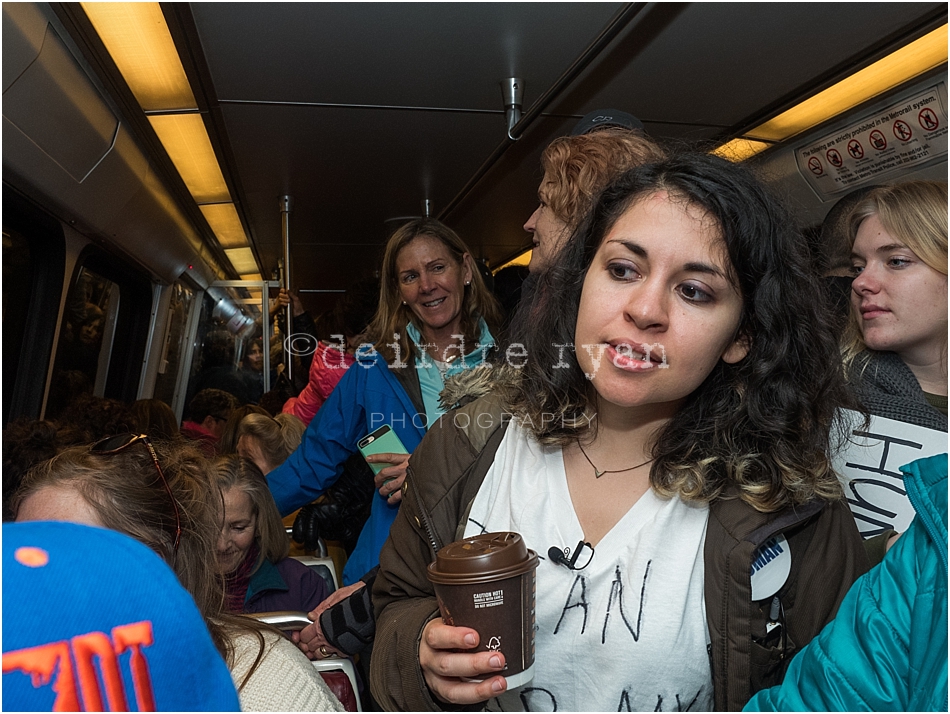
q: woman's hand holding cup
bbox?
[420,619,507,705]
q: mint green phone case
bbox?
[357,425,408,475]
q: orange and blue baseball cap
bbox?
[2,521,239,711]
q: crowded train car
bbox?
[3,2,947,712]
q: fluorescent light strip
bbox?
[83,2,259,275]
[149,114,230,204]
[225,248,258,275]
[81,2,196,112]
[712,138,772,163]
[200,203,248,249]
[717,24,948,161]
[494,250,532,273]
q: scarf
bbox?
[223,542,260,613]
[850,350,947,432]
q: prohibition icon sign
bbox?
[893,120,912,141]
[918,108,939,131]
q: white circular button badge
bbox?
[750,533,791,601]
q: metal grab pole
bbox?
[279,195,293,384]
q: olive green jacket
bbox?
[371,394,869,711]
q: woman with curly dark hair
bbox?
[372,152,870,712]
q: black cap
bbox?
[570,109,644,136]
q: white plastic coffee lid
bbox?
[750,533,790,601]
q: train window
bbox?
[152,280,197,410]
[45,267,119,419]
[3,230,35,417]
[2,188,66,426]
[183,287,265,409]
[44,247,152,420]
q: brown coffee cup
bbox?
[427,531,538,689]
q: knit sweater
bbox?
[230,630,344,712]
[850,350,947,431]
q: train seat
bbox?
[293,554,341,594]
[248,611,361,712]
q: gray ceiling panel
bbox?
[173,3,949,292]
[220,102,513,278]
[191,2,624,109]
[548,3,944,128]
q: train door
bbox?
[145,279,201,423]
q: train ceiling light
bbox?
[80,1,259,279]
[717,24,948,162]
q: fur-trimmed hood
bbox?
[438,362,521,411]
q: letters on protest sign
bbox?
[833,410,947,537]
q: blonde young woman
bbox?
[844,180,948,430]
[13,437,342,712]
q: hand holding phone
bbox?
[358,426,410,505]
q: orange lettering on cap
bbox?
[2,641,81,711]
[72,632,128,712]
[113,622,156,711]
[14,546,49,567]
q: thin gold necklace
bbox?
[576,441,654,479]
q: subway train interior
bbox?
[3,2,947,426]
[3,2,949,712]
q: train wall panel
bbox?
[3,2,47,92]
[2,2,219,290]
[3,18,117,182]
[755,70,948,227]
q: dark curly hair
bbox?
[509,151,861,512]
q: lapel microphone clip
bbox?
[548,539,595,571]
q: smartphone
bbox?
[357,425,409,476]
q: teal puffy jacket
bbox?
[745,453,948,712]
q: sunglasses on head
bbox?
[89,433,181,555]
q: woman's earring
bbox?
[465,280,471,286]
[402,300,408,305]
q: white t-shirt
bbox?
[464,422,713,712]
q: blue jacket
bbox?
[745,453,948,712]
[267,350,427,585]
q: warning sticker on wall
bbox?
[796,82,948,199]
